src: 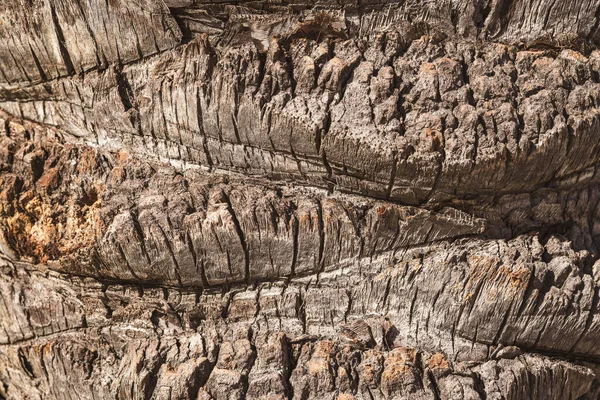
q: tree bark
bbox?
[2,0,600,398]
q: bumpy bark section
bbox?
[5,26,600,205]
[2,0,600,399]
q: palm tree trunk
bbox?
[1,0,600,398]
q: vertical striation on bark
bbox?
[2,0,600,399]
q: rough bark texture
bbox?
[3,0,600,399]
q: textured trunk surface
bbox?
[2,0,600,399]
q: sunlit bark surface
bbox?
[2,0,600,398]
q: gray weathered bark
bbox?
[2,0,600,398]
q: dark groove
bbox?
[50,5,76,76]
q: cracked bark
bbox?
[3,0,600,399]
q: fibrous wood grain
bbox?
[2,1,600,399]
